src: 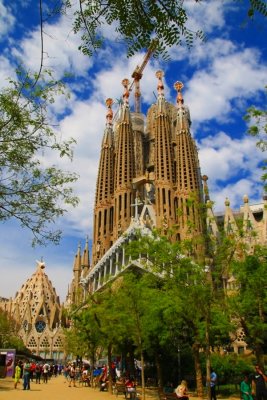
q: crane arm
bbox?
[129,40,157,112]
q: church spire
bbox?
[119,78,131,124]
[154,70,175,228]
[155,70,167,116]
[173,81,203,241]
[224,198,238,235]
[113,79,135,239]
[92,99,115,264]
[82,236,90,278]
[202,175,219,240]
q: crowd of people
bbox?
[171,364,267,400]
[13,360,64,390]
[241,365,267,400]
[12,359,267,400]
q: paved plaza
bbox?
[0,375,123,400]
[0,375,240,400]
[0,375,161,400]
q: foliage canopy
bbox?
[0,68,79,245]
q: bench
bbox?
[158,390,178,400]
[113,383,127,397]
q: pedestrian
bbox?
[63,364,69,382]
[14,361,22,389]
[23,360,31,390]
[35,363,42,384]
[30,362,36,382]
[252,365,267,400]
[68,363,76,387]
[210,368,217,400]
[43,362,49,383]
[241,374,253,400]
[175,380,189,400]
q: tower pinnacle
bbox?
[174,81,184,105]
[105,98,114,125]
[122,79,130,104]
[156,70,164,96]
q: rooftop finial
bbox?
[122,78,130,104]
[105,98,114,124]
[243,194,249,203]
[36,259,45,270]
[156,70,164,96]
[202,175,210,202]
[225,197,230,207]
[174,81,184,105]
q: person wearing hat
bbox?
[68,363,76,387]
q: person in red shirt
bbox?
[125,377,136,399]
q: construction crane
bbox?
[129,40,157,113]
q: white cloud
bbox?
[0,225,74,301]
[185,47,267,123]
[199,131,263,180]
[0,56,16,88]
[210,179,263,212]
[92,52,162,106]
[12,13,93,80]
[37,99,107,236]
[0,0,15,40]
[198,131,264,210]
[185,0,227,33]
[187,38,237,66]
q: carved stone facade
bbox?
[0,261,65,360]
[69,71,266,354]
[92,72,204,266]
[76,71,267,297]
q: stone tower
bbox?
[1,261,65,359]
[67,238,90,306]
[91,71,204,266]
[76,68,266,306]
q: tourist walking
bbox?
[23,360,31,390]
[14,361,21,389]
[241,374,253,400]
[252,365,267,400]
[210,368,217,400]
[43,363,50,383]
[35,363,42,384]
[68,363,76,387]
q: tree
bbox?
[126,231,233,399]
[229,246,267,367]
[68,0,205,58]
[245,0,267,18]
[65,0,267,59]
[64,297,104,370]
[244,90,267,193]
[0,68,79,245]
[0,308,26,350]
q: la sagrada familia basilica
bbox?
[1,68,266,360]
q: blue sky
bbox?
[0,0,266,302]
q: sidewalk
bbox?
[0,376,240,400]
[0,375,158,400]
[0,375,118,400]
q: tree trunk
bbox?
[255,343,265,369]
[141,350,146,400]
[206,313,211,400]
[155,352,163,389]
[192,342,204,398]
[90,349,95,384]
[108,343,113,393]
